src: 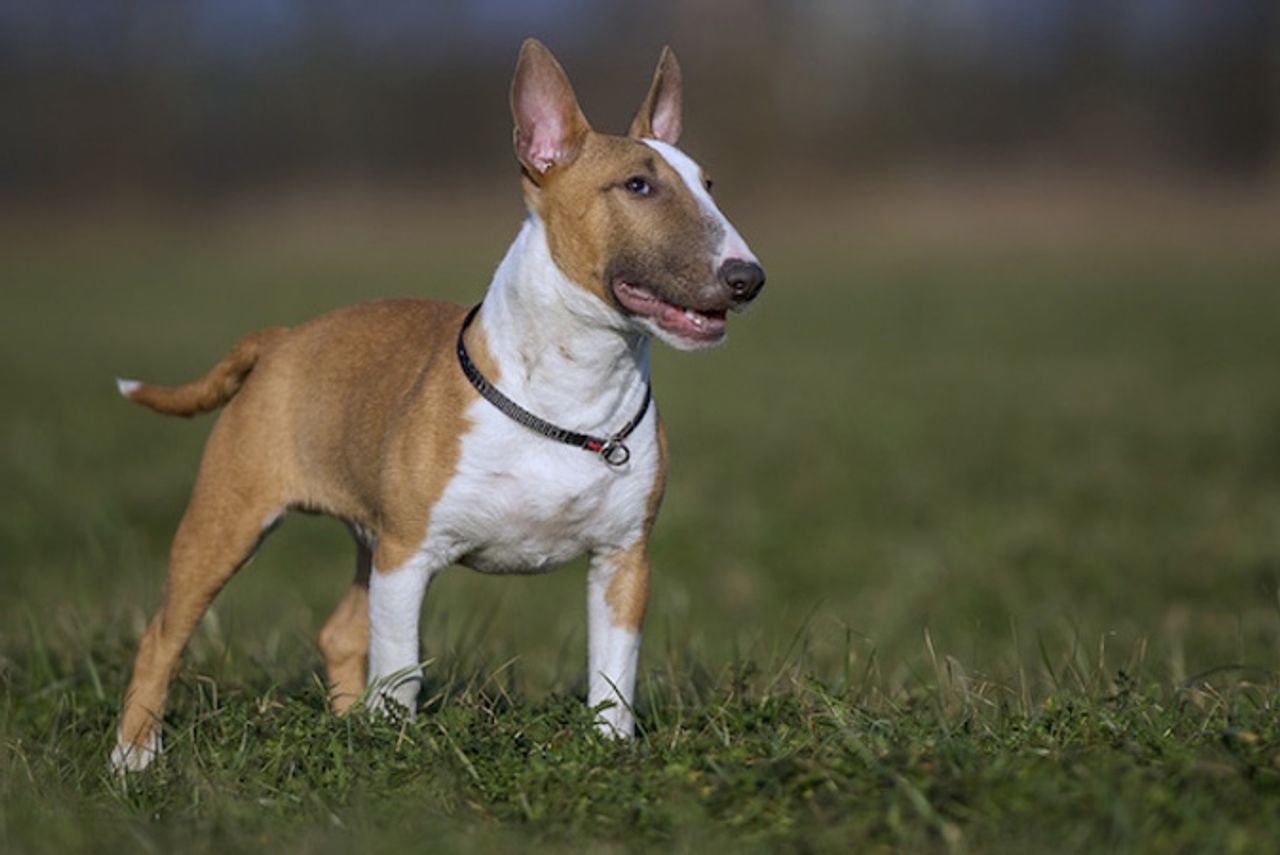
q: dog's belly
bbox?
[423,401,659,575]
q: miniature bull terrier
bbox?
[111,38,764,772]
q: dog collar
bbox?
[456,303,651,467]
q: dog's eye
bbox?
[623,176,652,196]
[704,178,714,193]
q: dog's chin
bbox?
[612,281,729,350]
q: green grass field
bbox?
[2,213,1280,852]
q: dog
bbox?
[111,38,764,772]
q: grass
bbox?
[2,210,1280,852]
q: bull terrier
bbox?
[111,38,764,772]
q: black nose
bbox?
[719,259,766,303]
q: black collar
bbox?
[455,303,651,467]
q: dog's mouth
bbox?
[612,281,728,345]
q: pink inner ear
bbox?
[516,88,573,173]
[518,117,563,173]
[650,97,679,144]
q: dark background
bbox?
[3,0,1277,204]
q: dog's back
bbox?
[122,298,487,527]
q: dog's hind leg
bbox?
[112,426,286,772]
[319,533,372,714]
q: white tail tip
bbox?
[116,378,141,399]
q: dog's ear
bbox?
[629,46,682,145]
[511,39,590,177]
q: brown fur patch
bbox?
[319,540,372,712]
[118,300,497,754]
[527,132,723,313]
[603,542,650,631]
[603,415,667,631]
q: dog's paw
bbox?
[592,702,635,739]
[110,727,162,773]
[365,673,421,722]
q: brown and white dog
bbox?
[111,39,763,772]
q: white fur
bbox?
[368,552,438,715]
[363,215,659,733]
[115,378,140,398]
[642,139,758,267]
[111,725,161,773]
[587,552,642,735]
[436,215,658,575]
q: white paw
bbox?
[110,727,162,773]
[593,703,634,739]
[366,673,421,720]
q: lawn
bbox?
[2,210,1279,852]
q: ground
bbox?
[2,208,1279,852]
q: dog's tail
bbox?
[116,327,288,417]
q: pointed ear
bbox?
[511,39,590,177]
[629,46,682,144]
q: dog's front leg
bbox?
[586,542,650,737]
[367,545,439,717]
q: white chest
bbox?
[424,400,658,574]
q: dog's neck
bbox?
[476,215,651,434]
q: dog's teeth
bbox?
[684,309,704,327]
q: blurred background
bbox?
[3,0,1278,219]
[3,1,1280,697]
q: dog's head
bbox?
[510,39,764,351]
